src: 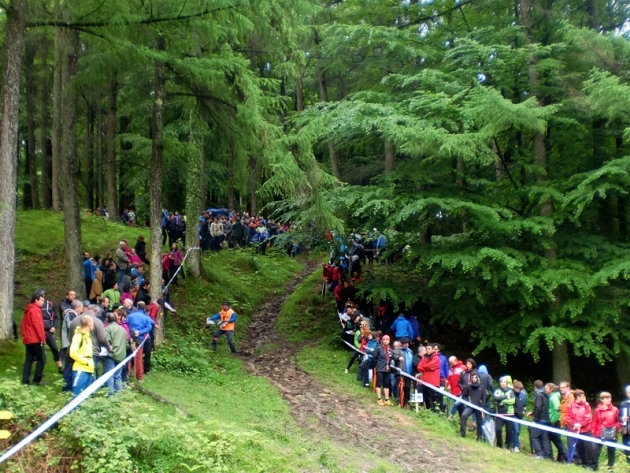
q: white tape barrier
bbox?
[0,337,148,465]
[163,247,200,292]
[340,339,630,452]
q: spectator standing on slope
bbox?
[417,343,440,411]
[372,334,393,406]
[69,316,95,396]
[21,289,47,386]
[41,297,63,373]
[60,300,83,391]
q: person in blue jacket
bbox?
[126,302,156,381]
[437,343,449,412]
[390,313,413,340]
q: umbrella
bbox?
[567,428,580,463]
[482,416,496,445]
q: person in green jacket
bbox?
[102,283,121,309]
[493,375,516,451]
[103,312,128,393]
[545,383,568,462]
[345,321,368,374]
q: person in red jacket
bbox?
[417,342,441,411]
[566,389,596,468]
[592,391,621,470]
[447,356,466,418]
[21,289,47,385]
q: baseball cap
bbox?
[398,337,410,344]
[82,300,90,307]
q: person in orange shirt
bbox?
[209,301,237,354]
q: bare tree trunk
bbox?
[40,39,51,209]
[107,76,119,220]
[84,100,93,211]
[295,75,304,112]
[150,36,166,346]
[25,37,40,209]
[199,142,206,213]
[384,139,395,174]
[51,0,63,211]
[585,0,599,30]
[0,0,27,340]
[60,27,84,298]
[97,109,104,208]
[249,157,257,216]
[314,30,340,179]
[522,0,570,383]
[185,143,203,278]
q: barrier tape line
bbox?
[0,337,148,465]
[339,338,629,451]
[163,247,200,292]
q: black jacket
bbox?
[462,374,487,407]
[135,240,146,256]
[42,300,57,331]
[135,287,151,306]
[533,389,550,422]
[372,345,392,373]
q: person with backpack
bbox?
[41,298,63,373]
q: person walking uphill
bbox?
[209,301,237,354]
[21,289,48,385]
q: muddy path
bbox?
[240,262,464,473]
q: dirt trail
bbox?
[240,262,463,473]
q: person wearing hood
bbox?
[89,269,103,302]
[390,313,413,340]
[527,380,552,460]
[619,385,630,465]
[460,370,487,440]
[592,391,620,470]
[545,383,568,462]
[493,375,516,451]
[567,389,595,468]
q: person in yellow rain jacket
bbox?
[209,301,237,354]
[69,316,95,396]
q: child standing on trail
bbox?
[208,301,237,354]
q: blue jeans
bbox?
[72,370,94,396]
[390,373,399,398]
[102,357,123,393]
[513,421,521,449]
[117,268,126,285]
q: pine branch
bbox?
[26,3,236,28]
[399,0,475,29]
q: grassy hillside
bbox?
[1,211,352,472]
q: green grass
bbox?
[276,269,337,343]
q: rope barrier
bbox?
[0,337,148,465]
[163,247,200,292]
[339,338,630,452]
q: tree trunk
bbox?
[0,0,27,340]
[40,39,51,209]
[51,1,63,211]
[185,144,203,278]
[585,0,599,30]
[199,142,206,213]
[97,109,104,208]
[150,36,166,346]
[227,151,235,210]
[295,75,304,112]
[107,77,119,220]
[249,157,257,216]
[314,30,340,179]
[522,0,570,382]
[25,37,40,209]
[60,27,84,299]
[84,101,94,211]
[384,139,395,174]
